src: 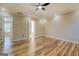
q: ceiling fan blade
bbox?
[42,3,50,6]
[42,8,45,10]
[35,8,38,11]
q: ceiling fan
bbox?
[33,3,50,11]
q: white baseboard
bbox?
[1,36,79,44]
[46,36,79,44]
[13,37,29,42]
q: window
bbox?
[3,16,12,32]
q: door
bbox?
[29,19,35,40]
[29,18,35,55]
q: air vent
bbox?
[16,12,24,16]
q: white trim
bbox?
[13,37,29,41]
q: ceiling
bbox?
[0,3,79,19]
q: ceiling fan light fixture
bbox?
[38,6,42,9]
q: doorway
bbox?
[29,18,36,55]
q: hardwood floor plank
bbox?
[47,41,66,56]
[70,43,76,56]
[57,42,71,56]
[0,37,79,56]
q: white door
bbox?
[29,19,35,40]
[29,19,35,54]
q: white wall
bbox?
[0,11,45,41]
[12,15,45,40]
[35,19,45,38]
[1,10,79,42]
[45,10,79,42]
[13,16,29,40]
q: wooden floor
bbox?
[0,37,79,56]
